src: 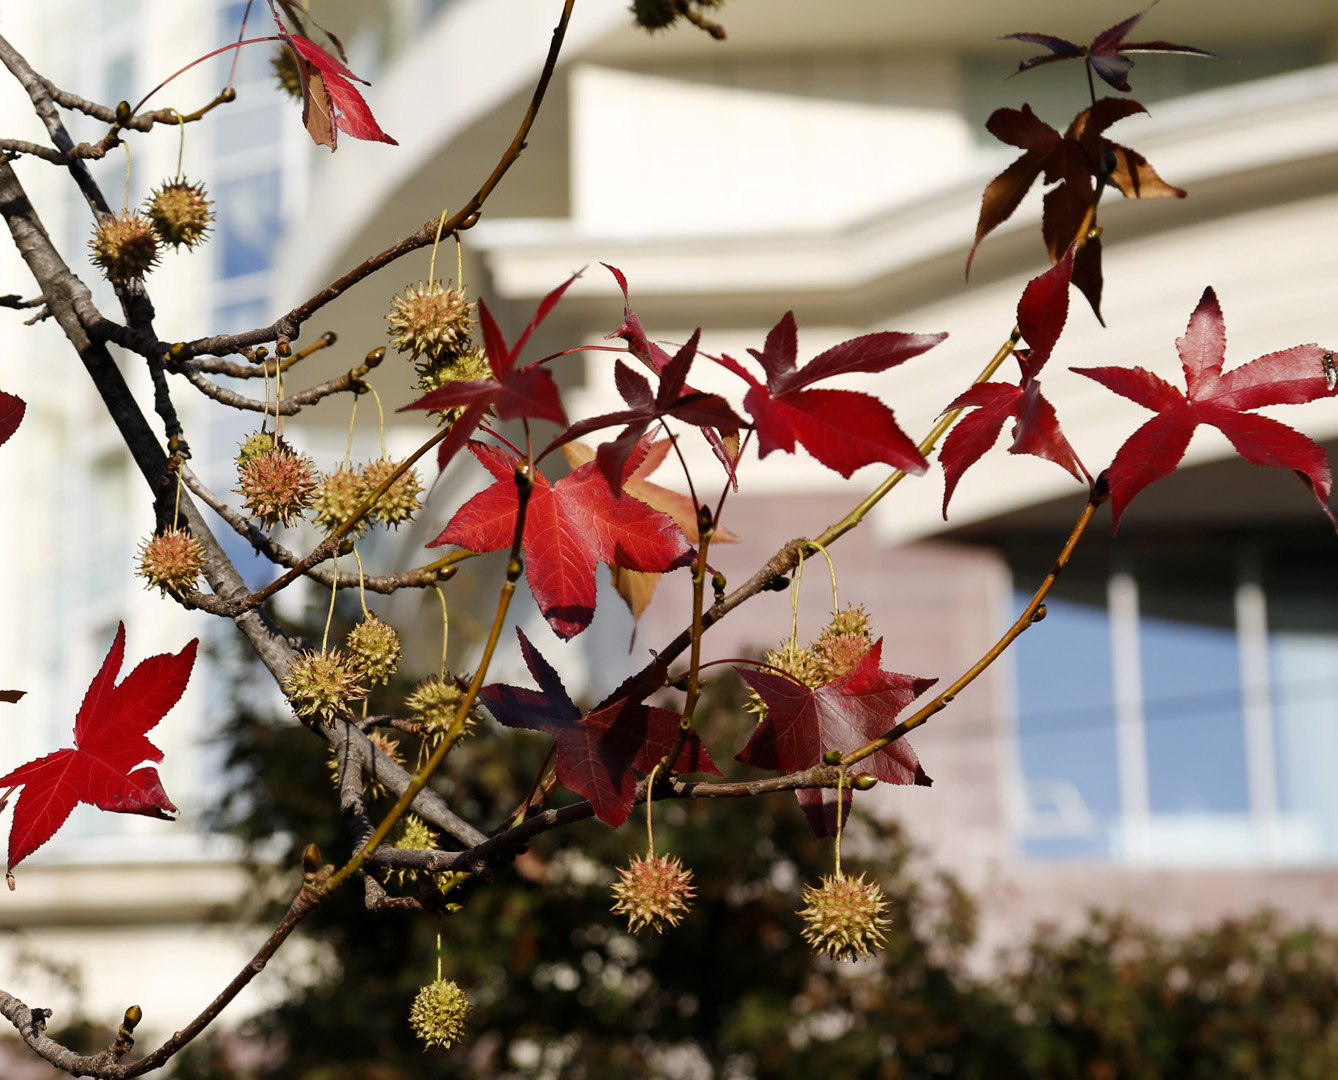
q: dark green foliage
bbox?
[178,669,1338,1079]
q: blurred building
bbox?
[0,0,1336,1044]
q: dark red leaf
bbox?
[735,640,934,837]
[0,624,197,872]
[277,30,397,149]
[481,629,718,826]
[1004,6,1222,92]
[432,441,693,639]
[0,391,24,448]
[1075,287,1338,529]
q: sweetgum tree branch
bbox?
[180,0,578,360]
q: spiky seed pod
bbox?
[415,345,495,426]
[812,605,875,683]
[610,853,695,934]
[745,637,826,721]
[406,675,472,737]
[330,729,403,799]
[271,43,303,99]
[631,0,679,31]
[235,430,279,469]
[384,814,440,886]
[386,280,475,362]
[89,212,160,283]
[408,979,470,1050]
[797,872,890,962]
[137,527,205,595]
[284,649,368,722]
[144,179,213,250]
[360,459,422,528]
[310,466,368,537]
[237,445,316,527]
[346,615,401,686]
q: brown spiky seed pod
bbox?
[144,179,213,250]
[631,0,679,31]
[137,527,205,595]
[797,872,890,962]
[346,615,401,686]
[386,814,440,886]
[310,466,368,537]
[386,280,474,362]
[360,458,422,528]
[812,605,875,683]
[237,445,316,527]
[271,43,303,99]
[283,649,367,722]
[408,979,470,1050]
[89,212,160,283]
[610,853,695,934]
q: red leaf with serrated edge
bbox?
[720,312,942,478]
[735,640,934,836]
[1075,288,1338,530]
[0,624,197,872]
[0,391,24,448]
[432,441,693,639]
[941,247,1088,515]
[1004,6,1222,93]
[275,27,397,150]
[480,629,718,826]
[400,277,578,474]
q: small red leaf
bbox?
[0,391,24,448]
[280,32,397,149]
[481,629,718,826]
[735,641,934,836]
[0,624,197,872]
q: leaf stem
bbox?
[840,481,1107,768]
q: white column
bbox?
[1109,569,1150,863]
[1236,550,1279,861]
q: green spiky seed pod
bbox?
[386,280,474,362]
[144,179,213,250]
[89,212,160,283]
[415,344,495,426]
[406,675,472,737]
[136,527,205,595]
[235,431,279,469]
[797,872,890,962]
[237,445,316,527]
[408,979,470,1050]
[384,814,440,886]
[631,0,679,31]
[272,43,303,99]
[284,649,368,722]
[310,466,368,537]
[346,615,401,686]
[610,853,695,934]
[360,458,422,528]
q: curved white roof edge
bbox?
[475,62,1338,301]
[277,0,628,303]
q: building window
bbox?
[1008,530,1338,865]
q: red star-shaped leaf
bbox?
[735,640,935,836]
[401,275,577,475]
[480,629,720,827]
[271,10,397,150]
[940,245,1088,515]
[431,440,694,639]
[0,391,24,449]
[0,624,197,872]
[968,98,1184,320]
[714,312,945,479]
[1003,5,1222,93]
[1075,287,1338,531]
